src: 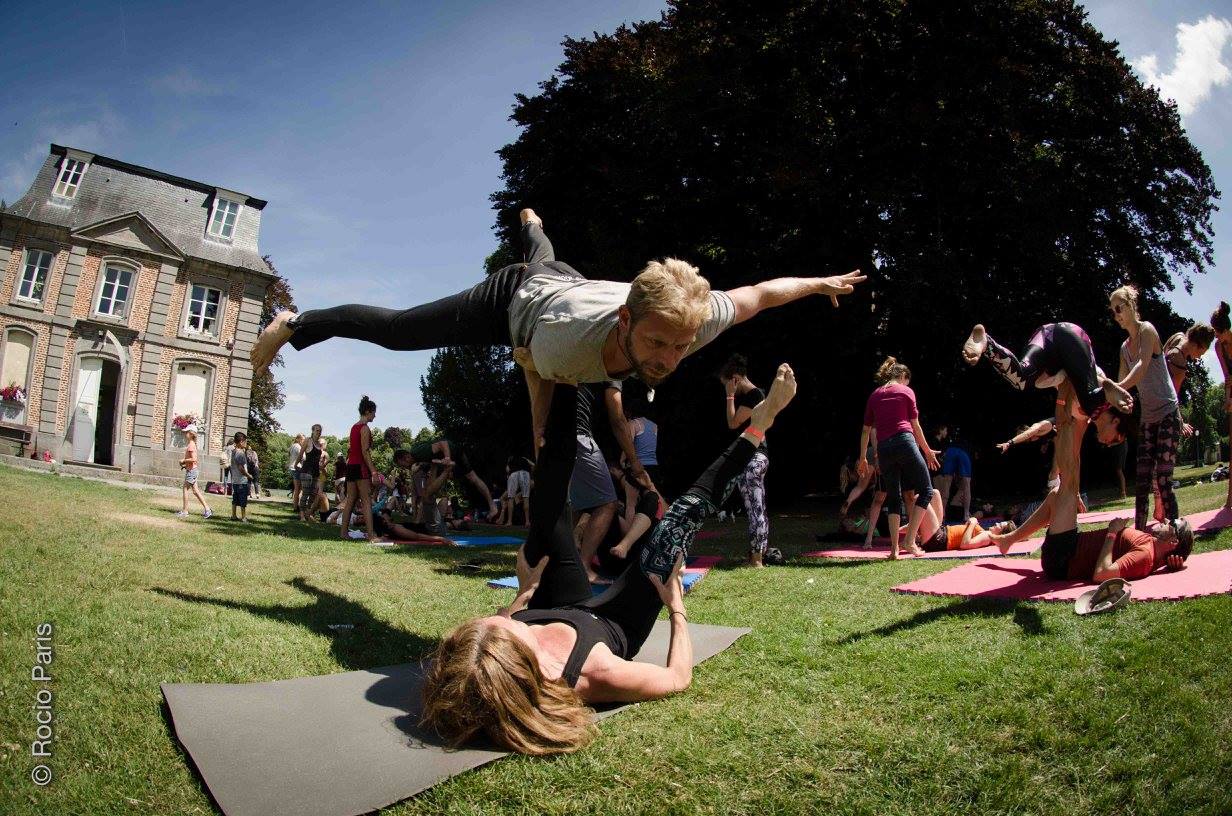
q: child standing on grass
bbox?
[177,424,212,519]
[230,432,252,522]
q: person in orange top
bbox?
[177,424,212,519]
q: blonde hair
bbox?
[185,430,197,442]
[626,258,712,331]
[421,619,597,755]
[875,356,910,385]
[1110,284,1139,317]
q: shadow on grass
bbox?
[151,577,439,669]
[835,597,1043,646]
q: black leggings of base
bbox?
[527,434,759,657]
[286,222,572,351]
[983,322,1105,415]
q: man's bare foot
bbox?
[962,324,987,365]
[586,570,613,586]
[907,544,925,557]
[993,533,1013,555]
[520,208,542,227]
[860,541,873,550]
[748,363,797,431]
[1102,379,1133,413]
[252,310,296,375]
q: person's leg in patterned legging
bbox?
[737,451,770,567]
[638,364,797,583]
[1136,413,1180,531]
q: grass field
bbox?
[1,463,1230,815]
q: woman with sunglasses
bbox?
[1110,285,1181,531]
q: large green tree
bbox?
[480,0,1217,497]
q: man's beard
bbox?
[623,331,670,386]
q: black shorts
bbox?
[921,525,948,553]
[345,463,370,484]
[1041,528,1078,579]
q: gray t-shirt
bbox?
[1121,338,1178,424]
[231,449,250,485]
[288,442,302,472]
[507,272,737,384]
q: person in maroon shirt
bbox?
[857,357,940,559]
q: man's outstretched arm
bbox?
[727,271,867,325]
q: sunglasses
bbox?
[1109,303,1125,315]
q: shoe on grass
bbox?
[175,510,189,518]
[203,508,213,519]
[347,529,367,540]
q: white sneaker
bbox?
[203,508,213,519]
[175,510,189,518]
[347,529,367,540]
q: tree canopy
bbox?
[435,0,1220,498]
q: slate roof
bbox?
[5,145,274,276]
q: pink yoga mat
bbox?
[809,508,1232,562]
[892,549,1232,602]
[1076,508,1134,524]
[803,537,1043,561]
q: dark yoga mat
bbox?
[162,621,750,816]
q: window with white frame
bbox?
[208,195,241,240]
[96,263,135,319]
[184,283,222,336]
[53,156,88,199]
[17,249,53,303]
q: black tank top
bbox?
[511,607,629,687]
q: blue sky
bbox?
[1,1,1228,439]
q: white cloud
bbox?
[1133,15,1232,116]
[284,392,308,403]
[149,68,225,97]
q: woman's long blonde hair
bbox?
[421,619,598,755]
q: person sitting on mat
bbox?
[989,402,1192,580]
[962,321,1133,439]
[420,364,797,755]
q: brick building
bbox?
[0,145,274,477]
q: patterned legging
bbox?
[736,450,770,555]
[1136,412,1180,530]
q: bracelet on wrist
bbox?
[670,610,687,621]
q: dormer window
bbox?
[52,151,92,199]
[207,191,243,240]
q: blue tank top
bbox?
[632,418,658,465]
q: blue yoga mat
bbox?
[486,571,705,593]
[450,536,524,548]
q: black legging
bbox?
[525,429,758,657]
[981,322,1105,415]
[285,222,578,351]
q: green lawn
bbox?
[1,463,1230,815]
